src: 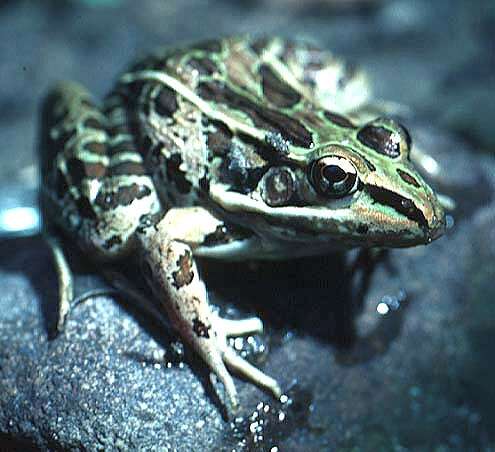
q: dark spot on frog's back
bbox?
[357,125,400,158]
[155,87,178,117]
[259,64,301,108]
[198,80,313,148]
[172,250,194,289]
[397,168,420,187]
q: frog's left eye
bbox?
[309,156,359,198]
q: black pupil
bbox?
[322,165,347,184]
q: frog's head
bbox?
[297,117,447,247]
[213,117,446,248]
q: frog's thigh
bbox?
[139,207,281,407]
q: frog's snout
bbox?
[425,214,446,243]
[424,199,447,243]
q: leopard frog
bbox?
[40,36,446,409]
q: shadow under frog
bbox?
[199,246,409,365]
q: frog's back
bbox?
[40,35,357,258]
[116,36,360,211]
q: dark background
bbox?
[0,0,494,450]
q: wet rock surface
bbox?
[1,0,494,450]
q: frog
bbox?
[39,36,447,409]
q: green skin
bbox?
[40,36,446,410]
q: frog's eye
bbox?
[309,156,359,198]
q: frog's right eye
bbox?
[309,156,359,198]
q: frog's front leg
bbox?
[138,207,282,408]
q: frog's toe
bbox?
[216,315,264,336]
[210,315,280,402]
[209,356,239,409]
[223,347,282,399]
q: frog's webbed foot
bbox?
[212,314,281,403]
[197,313,281,409]
[138,207,281,409]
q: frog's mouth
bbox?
[209,182,446,248]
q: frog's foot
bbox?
[188,312,281,409]
[212,314,282,402]
[138,211,282,409]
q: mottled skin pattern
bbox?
[40,36,446,409]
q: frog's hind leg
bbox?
[39,81,161,333]
[39,82,99,333]
[138,207,282,409]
